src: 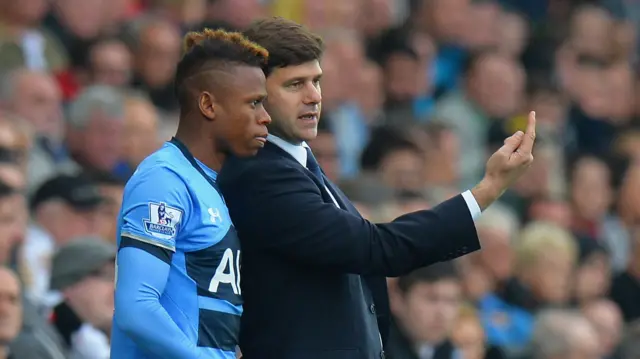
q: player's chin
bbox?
[234,140,265,157]
[296,127,318,142]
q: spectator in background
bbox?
[388,262,463,359]
[574,237,612,305]
[23,174,103,307]
[0,68,75,192]
[0,267,23,359]
[49,238,114,359]
[116,93,160,178]
[86,37,133,88]
[0,0,67,72]
[497,10,529,59]
[581,299,623,359]
[65,85,125,174]
[458,205,533,352]
[434,50,526,190]
[0,116,31,190]
[527,309,600,359]
[360,125,425,194]
[128,17,182,113]
[450,305,507,359]
[506,222,577,312]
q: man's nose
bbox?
[304,84,322,105]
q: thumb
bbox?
[499,131,524,155]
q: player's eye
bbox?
[288,81,303,89]
[251,98,264,107]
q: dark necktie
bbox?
[305,147,325,184]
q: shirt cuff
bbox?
[461,190,482,221]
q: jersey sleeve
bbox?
[119,165,192,252]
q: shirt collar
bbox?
[267,134,309,167]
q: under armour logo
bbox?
[208,208,222,223]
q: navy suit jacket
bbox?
[218,141,480,359]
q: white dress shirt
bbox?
[266,134,483,219]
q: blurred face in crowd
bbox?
[582,300,622,357]
[359,0,393,37]
[574,251,611,303]
[378,147,425,192]
[53,0,107,39]
[89,40,133,87]
[384,52,428,104]
[420,0,469,43]
[569,6,615,59]
[355,62,384,117]
[451,315,486,359]
[0,120,30,172]
[392,278,462,344]
[571,157,612,222]
[1,0,48,26]
[6,70,63,141]
[458,259,492,301]
[207,0,263,29]
[308,131,339,183]
[156,0,206,27]
[264,61,323,144]
[498,11,529,58]
[0,269,21,346]
[135,22,182,88]
[528,199,573,229]
[122,99,159,167]
[35,201,99,245]
[476,225,513,281]
[68,112,124,171]
[64,262,114,331]
[461,1,500,50]
[522,250,574,305]
[466,53,525,118]
[0,193,26,264]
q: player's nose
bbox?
[257,106,271,125]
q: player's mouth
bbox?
[298,112,318,124]
[255,134,268,147]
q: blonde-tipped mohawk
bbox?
[183,28,269,62]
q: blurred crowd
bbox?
[0,0,639,358]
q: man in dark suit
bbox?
[218,17,537,359]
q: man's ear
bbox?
[198,91,216,121]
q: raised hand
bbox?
[472,111,536,210]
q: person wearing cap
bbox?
[22,174,105,308]
[49,237,116,359]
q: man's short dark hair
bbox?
[243,17,324,76]
[397,262,459,294]
[174,28,269,110]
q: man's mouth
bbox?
[298,112,318,121]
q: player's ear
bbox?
[198,91,216,121]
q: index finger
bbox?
[518,111,537,153]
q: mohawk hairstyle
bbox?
[174,28,269,108]
[243,17,324,76]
